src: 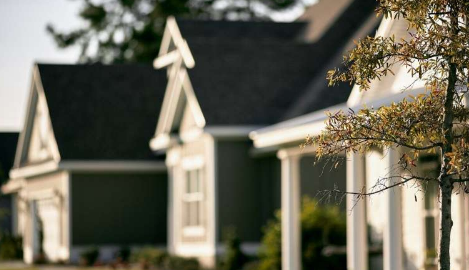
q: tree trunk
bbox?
[438,61,457,270]
[439,180,453,270]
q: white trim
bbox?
[253,121,325,149]
[154,50,181,69]
[9,160,58,179]
[66,172,72,262]
[252,87,427,149]
[2,178,26,194]
[154,17,195,69]
[13,65,61,170]
[27,188,58,201]
[150,134,177,151]
[206,134,218,258]
[204,126,263,139]
[278,150,301,270]
[9,160,166,179]
[174,243,216,257]
[180,70,205,128]
[346,153,368,270]
[59,160,166,172]
[181,155,204,170]
[182,226,206,238]
[180,127,204,143]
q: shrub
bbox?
[80,247,99,266]
[131,247,200,270]
[220,228,248,270]
[258,196,346,270]
[131,247,168,269]
[115,246,131,262]
[0,234,23,259]
[163,256,199,270]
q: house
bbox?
[252,13,469,270]
[2,64,168,263]
[341,17,469,270]
[0,132,19,234]
[150,0,378,267]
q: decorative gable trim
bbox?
[13,65,61,171]
[150,18,206,151]
[154,17,195,69]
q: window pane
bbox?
[186,172,191,193]
[425,216,436,250]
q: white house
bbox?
[251,15,469,270]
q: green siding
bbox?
[299,156,346,209]
[216,141,280,242]
[71,172,167,245]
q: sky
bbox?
[0,0,82,132]
[0,0,311,132]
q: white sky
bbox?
[0,0,312,132]
[0,0,82,132]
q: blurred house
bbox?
[2,64,168,263]
[252,8,469,270]
[151,0,377,267]
[0,132,19,234]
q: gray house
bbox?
[2,64,168,263]
[150,0,377,266]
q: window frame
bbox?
[181,155,206,238]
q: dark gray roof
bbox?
[0,132,19,182]
[37,64,167,160]
[177,19,308,42]
[178,0,378,126]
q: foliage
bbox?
[131,247,200,270]
[80,247,100,266]
[304,1,469,270]
[163,256,199,270]
[47,0,303,63]
[257,197,346,270]
[220,228,248,270]
[0,234,23,260]
[131,247,168,269]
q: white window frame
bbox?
[181,155,205,238]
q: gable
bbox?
[151,20,206,151]
[151,62,206,150]
[14,66,60,169]
[348,18,425,107]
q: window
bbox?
[420,156,439,266]
[182,168,205,236]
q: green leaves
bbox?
[80,3,107,28]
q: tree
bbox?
[304,1,469,270]
[47,0,301,63]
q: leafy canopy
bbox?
[47,0,303,63]
[306,0,469,181]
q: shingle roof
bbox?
[175,0,378,126]
[177,20,308,43]
[0,132,19,182]
[37,64,167,160]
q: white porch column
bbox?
[346,152,368,270]
[278,150,301,270]
[383,148,403,270]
